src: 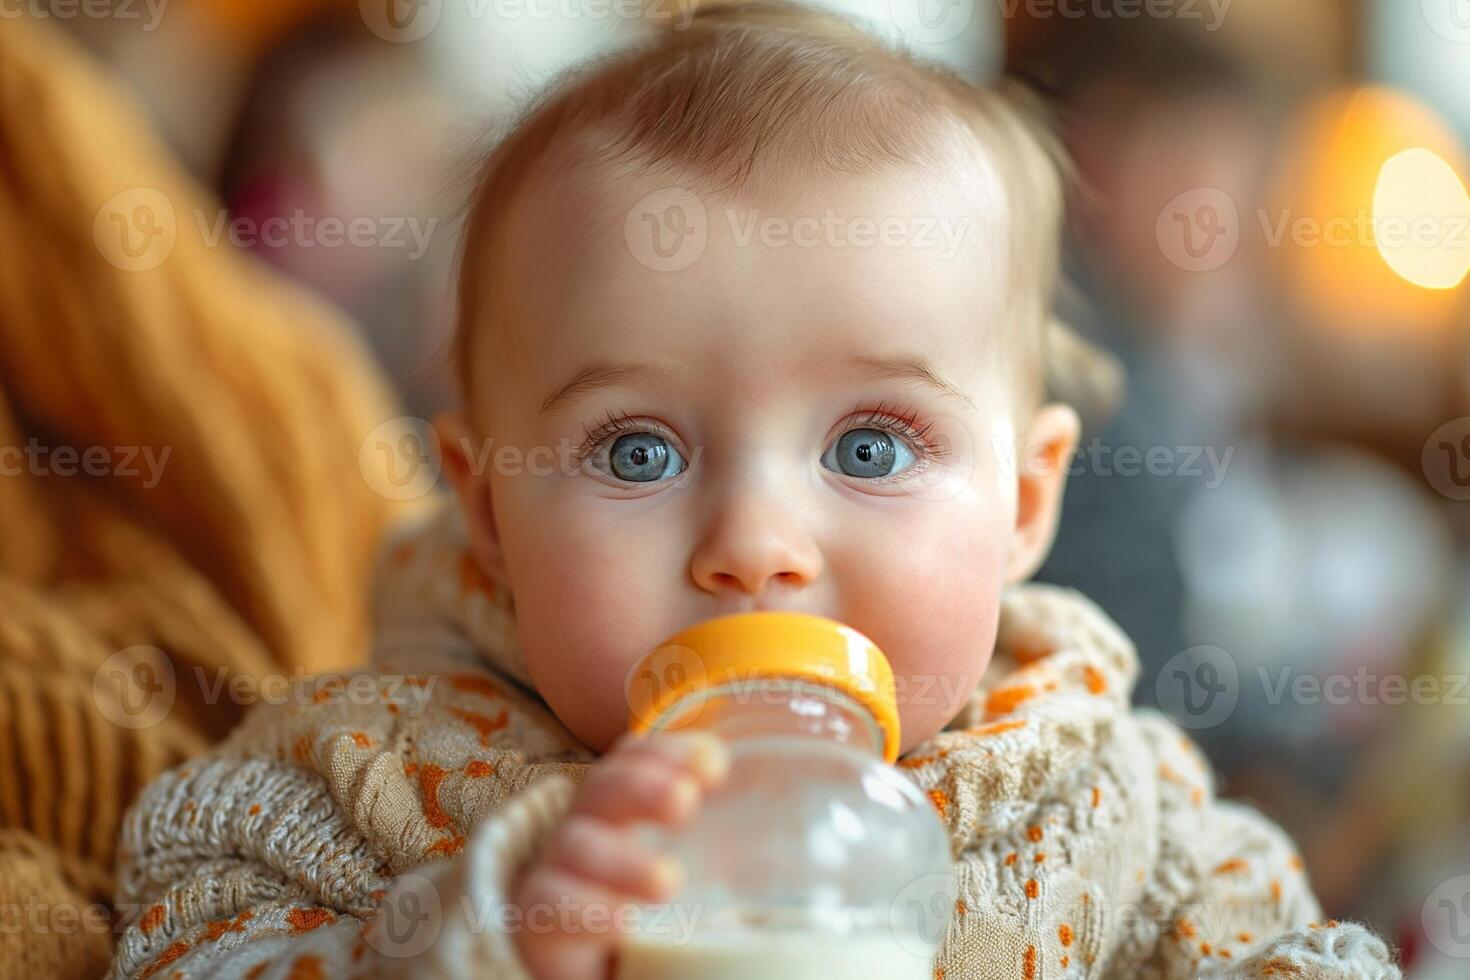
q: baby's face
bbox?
[448,154,1075,756]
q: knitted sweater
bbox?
[0,16,412,980]
[111,503,1400,979]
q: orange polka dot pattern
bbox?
[111,504,1400,979]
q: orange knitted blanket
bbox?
[0,17,413,978]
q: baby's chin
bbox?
[525,683,628,755]
[577,716,630,755]
[896,704,964,757]
[891,653,995,755]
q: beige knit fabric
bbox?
[111,501,1400,979]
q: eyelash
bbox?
[571,410,671,467]
[571,402,950,471]
[843,401,951,466]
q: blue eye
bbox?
[603,432,685,483]
[822,427,917,479]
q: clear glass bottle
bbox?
[617,612,955,980]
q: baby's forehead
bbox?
[472,153,1019,418]
[492,145,1013,326]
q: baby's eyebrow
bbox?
[539,355,977,416]
[848,355,977,412]
[538,361,666,416]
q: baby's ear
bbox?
[1005,403,1080,584]
[434,412,509,586]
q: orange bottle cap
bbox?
[626,612,901,763]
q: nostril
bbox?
[711,572,741,590]
[700,569,808,594]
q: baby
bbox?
[109,3,1400,978]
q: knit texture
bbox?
[112,502,1401,979]
[0,15,414,980]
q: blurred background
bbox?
[13,0,1470,974]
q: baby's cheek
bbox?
[904,551,1002,744]
[506,513,680,749]
[839,504,1009,750]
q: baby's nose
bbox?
[689,498,822,596]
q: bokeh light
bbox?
[1270,87,1468,334]
[1373,147,1470,291]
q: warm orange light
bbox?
[1373,147,1470,291]
[1269,87,1468,333]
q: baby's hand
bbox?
[509,732,729,980]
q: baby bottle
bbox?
[616,612,955,980]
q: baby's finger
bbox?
[607,731,730,787]
[571,753,703,826]
[513,867,632,980]
[545,815,682,900]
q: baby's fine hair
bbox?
[453,0,1122,420]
